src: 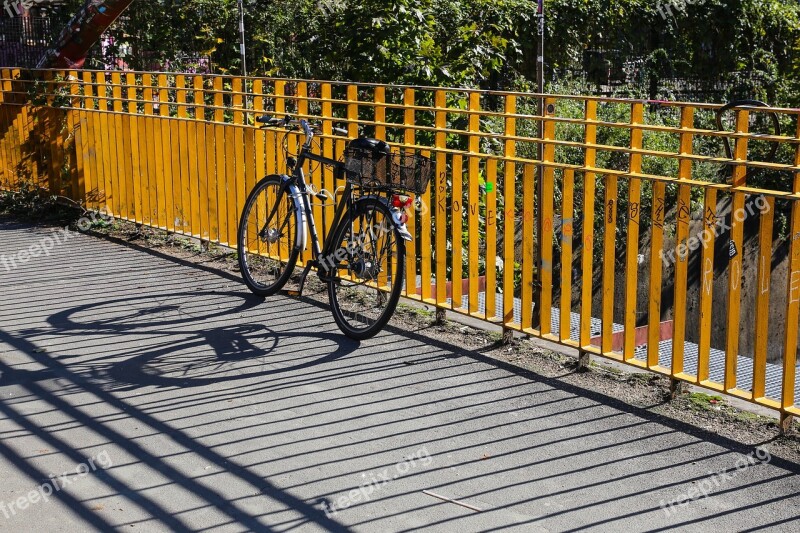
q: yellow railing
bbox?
[2,68,799,423]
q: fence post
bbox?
[579,100,597,351]
[538,97,556,336]
[502,94,517,340]
[724,108,751,391]
[780,413,794,435]
[781,117,800,417]
[623,103,644,361]
[467,92,481,316]
[193,74,208,242]
[578,349,590,370]
[157,73,172,232]
[434,89,448,313]
[559,169,575,343]
[670,106,695,379]
[403,88,417,298]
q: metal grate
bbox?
[0,16,53,68]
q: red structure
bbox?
[36,0,134,69]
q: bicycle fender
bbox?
[285,177,308,251]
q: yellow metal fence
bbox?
[2,68,800,420]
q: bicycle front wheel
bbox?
[327,197,405,340]
[238,175,300,296]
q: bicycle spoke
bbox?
[238,177,299,295]
[329,201,403,336]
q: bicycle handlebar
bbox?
[256,114,349,138]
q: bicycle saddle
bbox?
[347,137,391,155]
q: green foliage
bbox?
[0,181,59,219]
[33,1,798,102]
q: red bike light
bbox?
[392,194,413,208]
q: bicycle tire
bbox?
[327,197,405,340]
[237,175,300,296]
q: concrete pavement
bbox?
[0,220,798,532]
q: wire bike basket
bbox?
[343,147,434,195]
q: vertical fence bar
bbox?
[0,69,9,186]
[67,71,81,201]
[467,92,481,314]
[521,162,535,332]
[170,75,184,234]
[725,109,750,391]
[95,73,109,213]
[242,82,256,249]
[601,166,617,354]
[223,76,237,245]
[404,88,418,298]
[213,76,227,243]
[374,86,387,140]
[539,97,556,336]
[0,70,10,186]
[80,71,96,211]
[127,72,143,224]
[299,80,313,210]
[753,195,775,399]
[672,106,695,378]
[252,78,265,241]
[451,154,463,310]
[419,92,434,304]
[580,100,598,349]
[560,169,575,341]
[698,188,717,383]
[503,95,517,327]
[231,77,245,244]
[176,74,190,232]
[485,159,498,320]
[3,69,20,186]
[782,119,800,412]
[320,82,334,235]
[157,74,171,231]
[623,103,644,360]
[185,75,200,236]
[648,180,666,368]
[142,73,155,227]
[110,73,125,219]
[45,71,60,191]
[434,90,448,308]
[193,75,209,239]
[344,83,358,255]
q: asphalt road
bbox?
[1,220,798,532]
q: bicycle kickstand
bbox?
[286,262,315,297]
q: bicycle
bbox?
[237,115,433,340]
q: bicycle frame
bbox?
[258,118,411,291]
[260,123,353,276]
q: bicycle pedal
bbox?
[286,290,301,297]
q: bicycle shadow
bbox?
[35,290,359,390]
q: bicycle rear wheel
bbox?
[238,175,300,296]
[327,197,405,340]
